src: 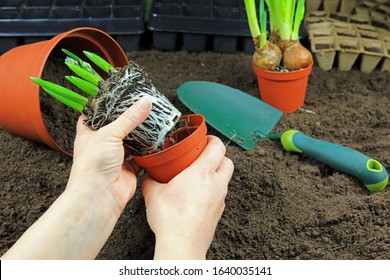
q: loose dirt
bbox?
[1,50,389,259]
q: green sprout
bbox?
[30,49,116,112]
[65,62,102,86]
[244,0,262,48]
[265,0,306,41]
[65,75,100,97]
[244,0,311,70]
[244,0,268,49]
[62,48,102,80]
[292,0,306,40]
[30,77,87,112]
[259,0,267,48]
[83,51,116,74]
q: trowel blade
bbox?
[177,81,283,150]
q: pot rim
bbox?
[253,61,313,80]
[132,114,206,163]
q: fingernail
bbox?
[138,97,151,112]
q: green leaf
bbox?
[259,0,267,48]
[265,0,275,31]
[65,62,103,86]
[62,48,83,64]
[266,0,295,40]
[244,0,261,45]
[30,77,88,106]
[62,48,103,80]
[42,87,84,113]
[65,75,99,96]
[260,0,265,18]
[292,0,305,40]
[83,51,116,74]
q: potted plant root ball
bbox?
[244,0,313,113]
[31,50,207,183]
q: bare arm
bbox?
[1,97,152,259]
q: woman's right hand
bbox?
[141,135,234,259]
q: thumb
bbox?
[105,96,152,139]
[75,114,91,135]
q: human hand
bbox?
[67,97,152,215]
[1,97,153,260]
[141,135,234,259]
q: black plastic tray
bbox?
[147,0,254,53]
[0,0,144,53]
[147,0,307,53]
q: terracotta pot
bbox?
[132,114,208,183]
[0,27,128,156]
[253,62,313,113]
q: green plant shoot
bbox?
[30,50,117,113]
[65,75,99,96]
[42,87,85,113]
[265,0,306,40]
[62,49,102,80]
[266,0,297,40]
[83,51,116,74]
[244,0,261,48]
[259,0,267,48]
[30,77,87,112]
[292,0,305,40]
[65,62,103,86]
[246,0,311,70]
[30,77,87,105]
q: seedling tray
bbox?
[0,0,144,53]
[147,0,253,53]
[147,0,306,53]
[306,11,390,72]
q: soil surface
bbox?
[1,50,389,260]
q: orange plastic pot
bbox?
[132,114,208,183]
[0,27,128,156]
[253,62,313,113]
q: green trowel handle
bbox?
[281,130,389,192]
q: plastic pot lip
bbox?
[31,27,128,84]
[253,61,313,81]
[58,27,128,68]
[132,114,207,164]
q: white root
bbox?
[84,62,182,156]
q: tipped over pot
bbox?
[0,27,128,156]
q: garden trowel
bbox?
[177,81,388,192]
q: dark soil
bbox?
[1,50,389,260]
[39,57,80,154]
